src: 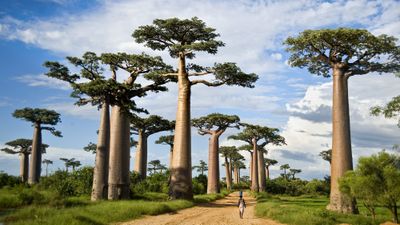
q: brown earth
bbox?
[120,192,285,225]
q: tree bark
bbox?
[233,166,239,184]
[134,130,148,179]
[258,150,266,192]
[28,123,42,184]
[224,157,232,190]
[169,147,173,170]
[251,139,259,192]
[170,54,193,200]
[20,153,29,182]
[266,166,270,180]
[91,101,110,201]
[228,158,233,186]
[327,67,357,213]
[249,151,253,182]
[108,106,131,200]
[207,133,220,193]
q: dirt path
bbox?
[121,192,285,225]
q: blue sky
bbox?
[0,0,399,180]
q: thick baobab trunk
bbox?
[233,166,239,184]
[258,150,266,192]
[20,153,29,182]
[249,151,253,182]
[224,157,232,190]
[169,147,173,170]
[134,130,148,178]
[265,166,270,180]
[238,168,241,183]
[108,106,131,200]
[28,123,42,184]
[251,139,259,192]
[207,133,220,194]
[170,54,193,200]
[327,68,357,213]
[91,102,110,201]
[228,158,233,186]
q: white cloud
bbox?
[15,74,71,90]
[46,102,100,120]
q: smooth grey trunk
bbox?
[28,123,42,184]
[224,157,232,190]
[233,166,239,184]
[134,130,148,178]
[108,106,131,200]
[249,151,253,182]
[170,54,193,200]
[238,168,241,183]
[258,150,266,192]
[251,139,259,192]
[266,166,270,180]
[91,102,110,201]
[20,153,29,182]
[207,133,220,194]
[228,158,233,186]
[327,68,357,213]
[169,148,173,170]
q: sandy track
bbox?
[120,192,285,225]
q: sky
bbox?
[0,0,399,180]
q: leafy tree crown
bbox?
[13,108,61,125]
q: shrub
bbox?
[0,172,20,188]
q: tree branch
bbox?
[190,80,224,86]
[188,71,214,77]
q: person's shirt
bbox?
[238,199,246,208]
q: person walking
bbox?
[238,196,246,219]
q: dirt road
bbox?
[121,192,285,225]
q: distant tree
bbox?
[13,108,61,184]
[231,154,245,184]
[148,160,161,175]
[219,146,238,190]
[319,149,332,164]
[134,17,258,200]
[70,160,82,172]
[155,135,174,169]
[84,142,97,154]
[264,158,278,180]
[285,28,400,213]
[192,160,208,176]
[289,168,302,179]
[371,95,400,127]
[157,164,167,174]
[280,164,290,179]
[131,115,174,178]
[60,158,79,173]
[229,124,285,192]
[192,113,240,193]
[340,151,400,223]
[42,159,53,177]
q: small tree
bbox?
[289,168,302,179]
[192,113,240,193]
[192,160,208,176]
[264,158,278,180]
[0,139,41,182]
[131,115,174,178]
[319,149,332,164]
[70,160,82,172]
[285,28,400,213]
[155,135,174,169]
[13,108,62,184]
[42,159,53,177]
[280,164,290,180]
[148,160,161,175]
[84,142,97,154]
[134,17,258,200]
[340,151,400,223]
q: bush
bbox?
[130,172,170,198]
[0,172,21,188]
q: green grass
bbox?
[194,189,230,203]
[254,193,395,225]
[2,199,193,225]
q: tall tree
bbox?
[192,113,240,193]
[231,153,245,184]
[42,159,53,177]
[264,158,278,180]
[319,149,332,164]
[285,28,400,213]
[280,164,290,179]
[192,160,208,176]
[219,146,237,190]
[155,135,174,169]
[13,108,61,184]
[131,115,174,178]
[229,124,285,192]
[289,168,302,179]
[148,160,161,175]
[257,147,268,191]
[238,144,254,182]
[133,17,258,200]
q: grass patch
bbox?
[2,199,193,225]
[255,194,395,225]
[132,192,169,201]
[193,189,230,203]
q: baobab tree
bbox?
[289,168,302,179]
[148,160,161,175]
[60,158,75,172]
[280,164,290,180]
[131,115,174,178]
[320,149,332,164]
[285,28,400,213]
[42,159,53,177]
[192,160,208,176]
[231,153,245,184]
[264,158,278,180]
[133,17,258,199]
[192,113,240,193]
[219,146,238,190]
[229,124,285,192]
[13,108,61,184]
[238,144,254,182]
[155,135,174,169]
[257,147,268,192]
[70,160,81,172]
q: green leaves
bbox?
[191,113,240,134]
[284,28,400,77]
[229,123,286,147]
[130,115,174,136]
[133,17,225,58]
[155,135,174,147]
[212,63,258,88]
[13,108,61,125]
[371,95,400,127]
